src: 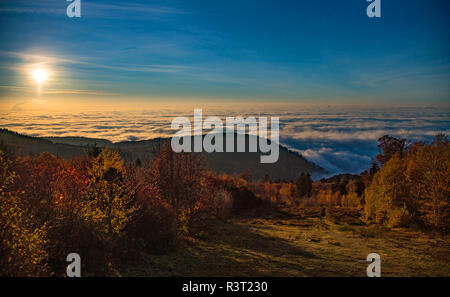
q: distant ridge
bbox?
[0,129,326,181]
[43,136,112,147]
[0,128,85,158]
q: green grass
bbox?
[123,209,450,277]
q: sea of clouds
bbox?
[1,104,448,176]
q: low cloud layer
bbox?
[1,105,448,176]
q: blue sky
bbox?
[0,0,449,105]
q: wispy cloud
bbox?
[0,0,63,15]
[0,51,188,74]
[0,50,244,88]
[0,85,110,96]
[84,2,184,16]
[0,0,184,18]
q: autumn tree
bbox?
[376,135,407,165]
[124,159,177,253]
[84,147,137,237]
[364,154,411,227]
[366,135,449,231]
[151,145,217,235]
[0,151,49,276]
[406,136,449,231]
[295,172,312,198]
[152,145,207,212]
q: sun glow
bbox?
[32,68,49,84]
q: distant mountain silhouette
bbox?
[0,129,326,181]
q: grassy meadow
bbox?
[125,208,450,277]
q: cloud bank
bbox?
[0,105,448,176]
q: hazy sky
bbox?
[0,0,449,109]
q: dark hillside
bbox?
[0,129,326,180]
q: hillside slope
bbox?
[0,129,326,180]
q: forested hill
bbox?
[0,129,326,181]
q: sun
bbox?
[32,68,49,84]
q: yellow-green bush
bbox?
[0,151,49,276]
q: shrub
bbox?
[130,195,177,253]
[387,205,412,228]
[0,151,49,276]
[179,197,216,236]
[230,186,262,215]
[341,192,362,209]
[213,189,233,220]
